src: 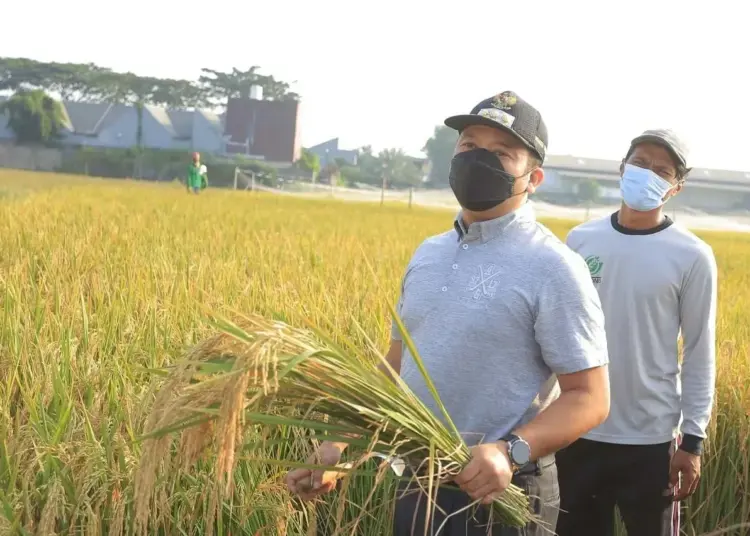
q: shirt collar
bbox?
[453,202,536,243]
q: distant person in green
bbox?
[187,152,207,194]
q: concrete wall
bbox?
[0,144,62,171]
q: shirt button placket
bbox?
[445,241,468,293]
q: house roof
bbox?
[144,105,177,137]
[58,101,223,142]
[0,96,228,147]
[545,154,750,186]
[61,102,131,135]
[168,110,194,139]
[307,138,340,152]
[62,102,110,134]
[195,109,224,136]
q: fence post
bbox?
[233,167,238,190]
[409,187,413,208]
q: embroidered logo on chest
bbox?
[585,255,604,284]
[468,263,502,301]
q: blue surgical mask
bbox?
[620,163,674,212]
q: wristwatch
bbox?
[503,434,531,471]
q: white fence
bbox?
[233,169,750,233]
[235,168,458,208]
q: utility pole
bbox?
[381,162,388,206]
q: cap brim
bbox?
[444,114,538,157]
[631,134,686,167]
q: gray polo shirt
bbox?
[392,202,609,446]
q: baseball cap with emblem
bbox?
[630,129,690,169]
[444,91,548,163]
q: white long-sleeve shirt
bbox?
[566,212,717,447]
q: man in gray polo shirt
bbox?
[286,91,611,535]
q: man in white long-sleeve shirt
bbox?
[555,129,718,536]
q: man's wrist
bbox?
[499,434,531,470]
[679,434,704,456]
[495,440,515,470]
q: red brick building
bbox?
[223,97,302,164]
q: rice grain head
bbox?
[37,478,65,536]
[179,419,215,470]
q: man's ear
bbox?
[662,181,683,202]
[526,167,545,195]
[619,160,625,176]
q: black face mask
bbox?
[448,148,527,212]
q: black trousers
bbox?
[392,455,559,536]
[555,438,679,536]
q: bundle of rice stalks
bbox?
[133,313,537,534]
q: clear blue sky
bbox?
[2,0,747,171]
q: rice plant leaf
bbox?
[190,360,237,375]
[138,414,214,441]
[277,349,321,381]
[51,398,73,444]
[207,315,255,344]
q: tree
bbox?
[150,79,209,109]
[0,89,67,144]
[355,146,385,186]
[378,148,422,188]
[0,57,48,91]
[297,149,321,180]
[339,164,366,186]
[577,179,601,203]
[199,67,299,105]
[0,59,119,102]
[44,62,118,102]
[110,73,160,157]
[198,67,261,104]
[577,179,602,221]
[0,57,299,110]
[258,74,300,101]
[422,125,458,187]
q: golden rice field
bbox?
[0,169,748,535]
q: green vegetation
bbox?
[0,170,747,535]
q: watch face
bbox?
[511,440,531,466]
